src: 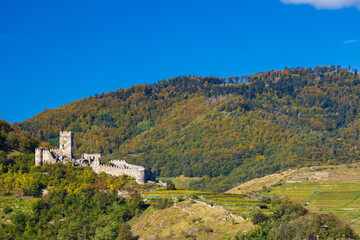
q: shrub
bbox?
[187,193,199,199]
[165,181,176,190]
[271,198,307,222]
[10,212,28,233]
[3,205,13,214]
[250,210,268,225]
[152,198,173,209]
[177,195,185,202]
[116,222,134,240]
[22,178,44,197]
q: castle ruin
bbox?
[35,131,155,184]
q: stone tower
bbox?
[59,131,73,159]
[35,148,42,166]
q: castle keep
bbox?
[35,131,154,184]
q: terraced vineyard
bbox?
[258,182,360,231]
[142,190,268,217]
[227,164,360,233]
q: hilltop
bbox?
[13,65,360,191]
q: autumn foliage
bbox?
[12,66,360,191]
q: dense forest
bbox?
[13,65,360,191]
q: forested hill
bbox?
[13,65,360,192]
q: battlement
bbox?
[35,131,154,184]
[91,162,146,184]
[110,160,145,170]
[60,131,72,135]
[98,163,144,170]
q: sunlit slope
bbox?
[129,200,253,240]
[228,164,360,233]
[13,67,360,192]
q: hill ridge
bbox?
[12,65,360,192]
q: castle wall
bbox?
[91,161,146,184]
[82,153,101,162]
[35,131,153,184]
[110,160,145,169]
[35,148,58,166]
[42,150,57,164]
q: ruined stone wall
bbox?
[110,160,128,167]
[42,150,57,164]
[82,153,101,161]
[110,160,144,169]
[35,148,58,166]
[35,131,153,183]
[91,161,146,184]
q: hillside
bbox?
[0,121,358,238]
[129,199,253,239]
[13,65,360,191]
[227,163,360,233]
[130,189,358,239]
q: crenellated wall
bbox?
[91,161,146,184]
[35,131,154,184]
[83,153,101,160]
[110,160,145,169]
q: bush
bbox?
[271,198,307,221]
[164,180,176,190]
[10,212,28,233]
[250,210,268,225]
[3,205,13,214]
[22,178,45,197]
[116,222,134,240]
[187,193,199,199]
[177,195,185,202]
[152,198,173,209]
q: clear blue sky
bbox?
[1,0,360,123]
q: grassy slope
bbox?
[129,200,253,240]
[171,175,201,190]
[227,163,360,233]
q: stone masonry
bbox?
[35,131,155,184]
